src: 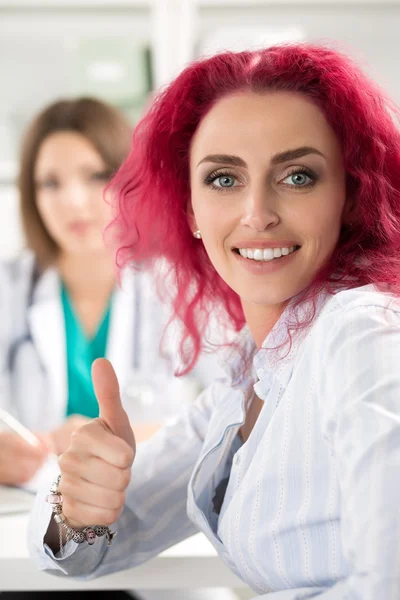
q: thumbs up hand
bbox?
[93,358,135,449]
[58,359,135,529]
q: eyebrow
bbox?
[35,164,108,177]
[79,164,109,172]
[197,146,325,168]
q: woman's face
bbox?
[34,131,112,257]
[189,90,348,311]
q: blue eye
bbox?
[204,170,240,191]
[214,175,236,188]
[282,170,315,188]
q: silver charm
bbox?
[54,513,66,524]
[70,529,85,544]
[106,530,117,546]
[84,527,97,545]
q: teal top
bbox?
[61,283,112,419]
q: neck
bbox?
[57,250,116,297]
[241,299,288,348]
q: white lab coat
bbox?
[0,252,222,431]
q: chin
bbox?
[243,293,294,308]
[235,281,296,306]
[239,269,316,304]
[66,241,105,255]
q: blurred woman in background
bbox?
[0,97,137,485]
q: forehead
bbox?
[190,90,342,163]
[35,131,103,173]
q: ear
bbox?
[186,199,197,233]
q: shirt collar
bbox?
[217,287,332,390]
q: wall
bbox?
[0,0,399,259]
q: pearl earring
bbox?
[193,229,202,239]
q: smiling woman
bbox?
[30,45,400,600]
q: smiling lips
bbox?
[68,221,92,234]
[235,245,299,262]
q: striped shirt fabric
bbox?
[29,284,400,598]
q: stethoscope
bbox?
[7,263,143,382]
[7,262,42,373]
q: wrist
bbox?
[46,475,117,555]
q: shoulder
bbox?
[315,284,400,332]
[0,250,36,285]
[302,286,400,441]
[119,264,159,298]
[306,284,400,366]
[327,283,399,311]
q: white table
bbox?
[0,489,244,592]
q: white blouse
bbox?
[29,284,400,599]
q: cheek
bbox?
[194,204,233,253]
[294,190,345,237]
[93,185,109,216]
[320,193,346,237]
[36,199,65,232]
[100,199,113,223]
[191,187,232,229]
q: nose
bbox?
[240,186,280,232]
[60,181,90,208]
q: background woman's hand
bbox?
[50,415,90,455]
[0,431,49,485]
[58,358,136,529]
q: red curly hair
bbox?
[109,43,400,373]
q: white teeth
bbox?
[263,248,274,260]
[237,245,297,261]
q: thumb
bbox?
[92,358,135,449]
